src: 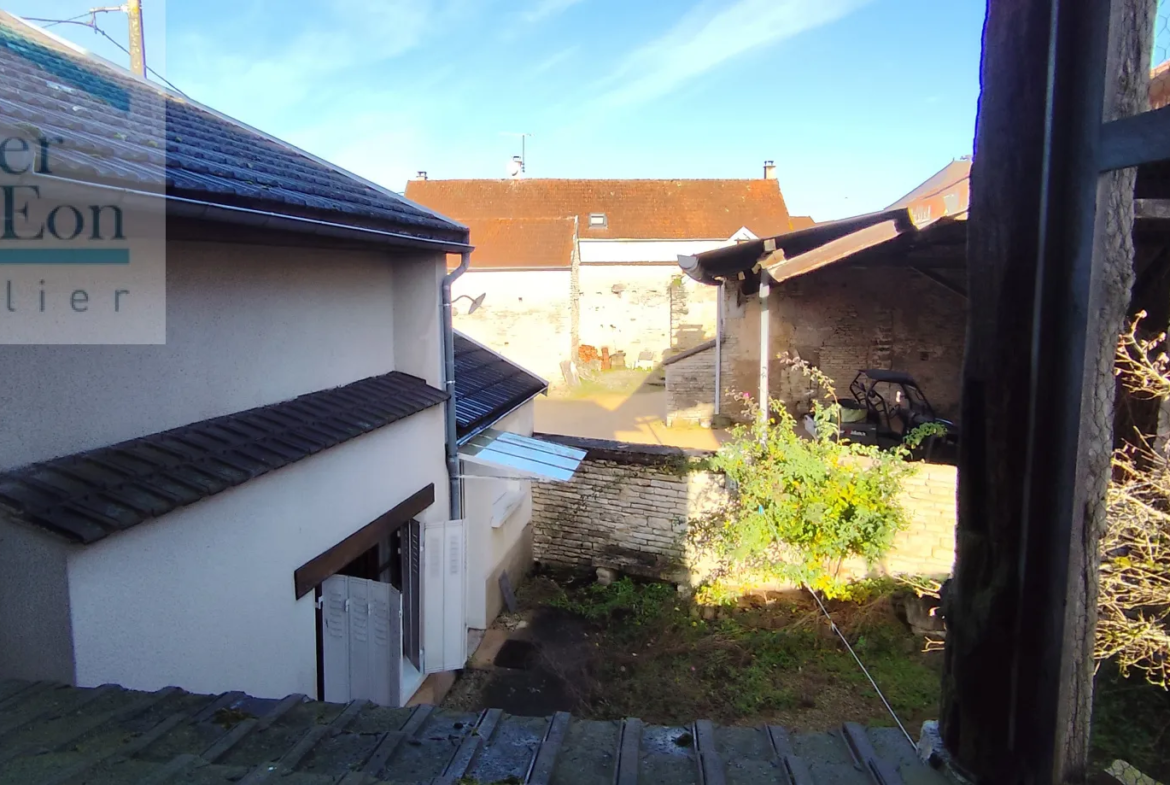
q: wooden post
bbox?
[941,0,1153,782]
[126,0,146,77]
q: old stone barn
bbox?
[405,168,807,386]
[668,160,970,426]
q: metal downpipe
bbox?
[442,252,470,520]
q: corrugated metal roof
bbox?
[0,14,466,245]
[459,430,586,482]
[0,373,447,544]
[454,332,547,442]
[0,678,948,784]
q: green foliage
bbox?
[697,395,926,598]
[541,576,941,728]
[548,577,675,622]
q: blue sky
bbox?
[15,0,990,220]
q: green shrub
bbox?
[695,391,930,599]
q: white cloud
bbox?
[590,0,869,109]
[170,0,448,124]
[522,0,587,24]
[532,45,580,75]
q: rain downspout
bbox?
[758,270,771,431]
[714,280,723,417]
[442,252,470,520]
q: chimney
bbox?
[763,160,776,180]
[415,171,428,180]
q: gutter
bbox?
[442,252,471,520]
[18,171,473,254]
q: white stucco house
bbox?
[0,13,579,708]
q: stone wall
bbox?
[664,342,719,426]
[531,436,957,583]
[577,265,717,366]
[697,264,967,424]
[453,265,719,389]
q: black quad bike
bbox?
[833,369,959,462]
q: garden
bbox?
[449,344,1170,779]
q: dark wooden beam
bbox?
[910,266,967,299]
[292,484,434,599]
[1099,104,1170,172]
[943,0,1153,781]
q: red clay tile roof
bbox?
[455,217,576,269]
[789,215,816,231]
[888,160,972,209]
[406,178,792,241]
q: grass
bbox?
[1091,663,1170,780]
[507,573,1170,778]
[531,575,942,731]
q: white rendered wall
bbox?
[578,238,733,263]
[0,241,446,471]
[461,401,536,630]
[452,270,569,386]
[65,406,449,699]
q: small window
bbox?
[589,213,607,228]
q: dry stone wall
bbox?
[664,344,718,426]
[531,436,957,583]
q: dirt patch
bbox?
[444,573,943,732]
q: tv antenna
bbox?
[500,132,533,173]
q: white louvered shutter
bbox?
[321,575,350,703]
[322,575,402,706]
[423,519,467,674]
[369,580,401,707]
[347,577,373,703]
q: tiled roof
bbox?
[0,679,946,784]
[454,332,547,441]
[0,14,465,244]
[789,215,816,231]
[406,178,792,240]
[888,160,972,209]
[459,217,577,269]
[0,373,447,544]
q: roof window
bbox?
[588,213,607,228]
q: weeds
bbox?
[543,576,941,730]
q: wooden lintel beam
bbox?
[292,483,434,599]
[1135,198,1170,220]
[764,220,902,283]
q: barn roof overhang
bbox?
[678,180,970,292]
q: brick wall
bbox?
[531,437,957,583]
